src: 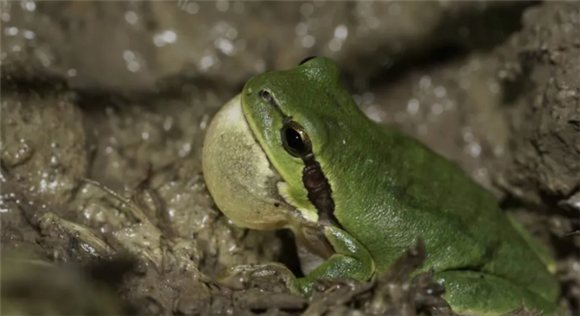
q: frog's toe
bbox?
[216,263,302,293]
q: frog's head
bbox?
[202,57,355,230]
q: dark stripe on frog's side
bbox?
[302,155,341,228]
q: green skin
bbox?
[203,57,561,316]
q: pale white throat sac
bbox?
[203,95,290,230]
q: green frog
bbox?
[202,57,561,316]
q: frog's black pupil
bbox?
[299,56,316,65]
[286,128,305,152]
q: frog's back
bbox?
[327,123,559,303]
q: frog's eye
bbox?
[299,56,316,65]
[281,121,312,158]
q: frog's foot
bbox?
[286,225,376,296]
[217,226,376,296]
[216,262,303,294]
[434,271,562,316]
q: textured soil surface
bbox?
[1,1,578,316]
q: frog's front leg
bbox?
[435,271,561,316]
[297,225,375,294]
[218,225,375,295]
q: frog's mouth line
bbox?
[253,90,341,228]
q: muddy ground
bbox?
[0,1,578,315]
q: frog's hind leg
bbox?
[434,270,561,316]
[505,213,557,274]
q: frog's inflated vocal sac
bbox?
[202,57,561,316]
